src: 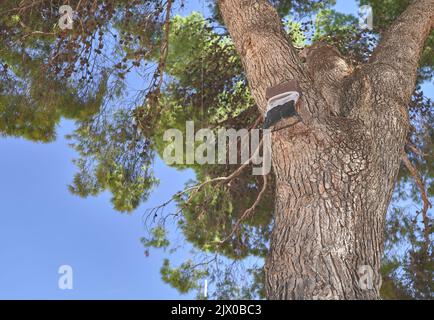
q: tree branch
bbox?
[402,153,432,219]
[217,0,311,113]
[369,0,434,101]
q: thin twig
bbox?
[143,135,266,226]
[402,153,432,246]
[406,142,427,157]
[156,0,172,93]
[219,174,268,245]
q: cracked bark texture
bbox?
[218,0,434,299]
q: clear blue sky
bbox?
[0,121,195,299]
[0,0,431,300]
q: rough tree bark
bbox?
[218,0,434,299]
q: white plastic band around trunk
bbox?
[266,91,300,112]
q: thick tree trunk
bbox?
[266,118,403,299]
[218,0,434,299]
